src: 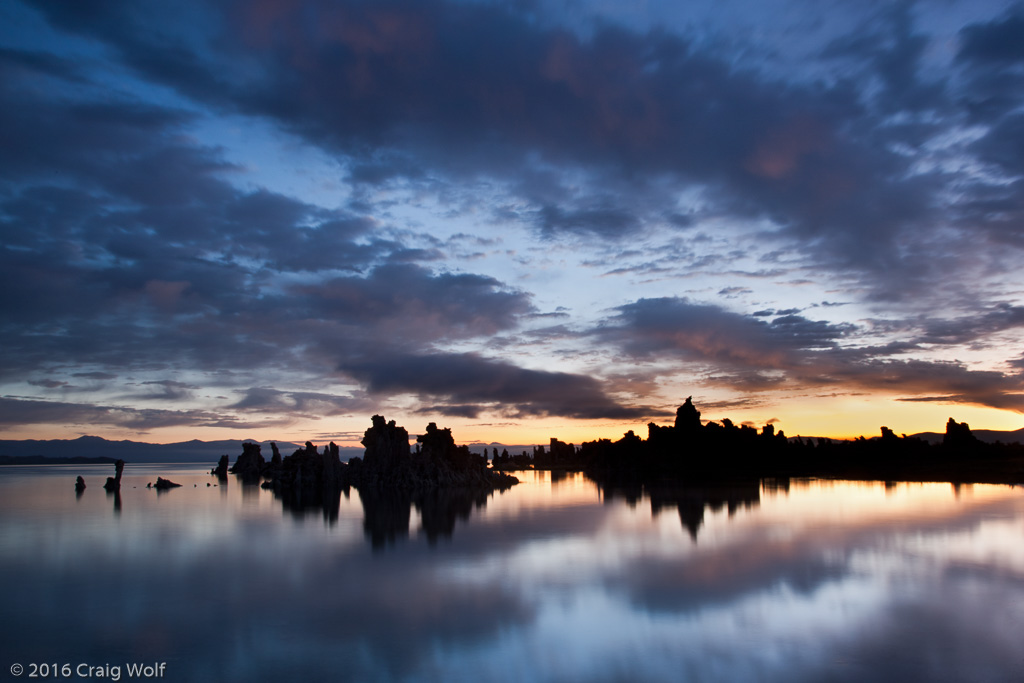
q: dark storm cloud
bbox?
[0,397,284,431]
[815,358,1024,413]
[0,37,584,418]
[27,379,67,389]
[0,386,375,432]
[415,404,486,419]
[599,297,851,367]
[0,48,379,286]
[960,116,1024,249]
[230,387,372,417]
[957,8,1024,65]
[956,8,1024,132]
[959,0,1024,246]
[132,380,197,402]
[2,167,557,414]
[71,372,118,380]
[820,2,946,116]
[0,45,89,83]
[599,297,1024,412]
[971,112,1024,174]
[915,304,1024,344]
[538,204,641,237]
[288,263,533,339]
[0,254,555,412]
[6,0,1024,426]
[18,0,982,296]
[337,350,650,420]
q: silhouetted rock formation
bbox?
[492,448,534,470]
[675,396,702,433]
[262,441,346,520]
[211,455,229,480]
[103,459,124,492]
[345,416,518,491]
[586,407,927,541]
[353,416,411,486]
[229,442,265,484]
[943,418,981,451]
[237,415,516,540]
[75,476,86,494]
[529,438,579,469]
[579,397,1023,485]
[153,477,182,490]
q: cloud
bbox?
[5,0,1024,434]
[914,304,1024,345]
[415,404,487,419]
[0,397,285,432]
[230,388,372,418]
[0,255,539,406]
[811,357,1024,412]
[0,45,90,86]
[0,42,538,407]
[957,9,1024,66]
[132,380,197,402]
[598,297,1024,413]
[71,372,117,380]
[598,297,850,368]
[819,2,945,116]
[956,8,1024,130]
[287,263,533,342]
[17,0,980,300]
[619,536,845,614]
[337,350,651,420]
[797,576,1024,683]
[27,379,68,389]
[1,519,536,682]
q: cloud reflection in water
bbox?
[1,467,1022,682]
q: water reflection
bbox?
[358,486,496,548]
[264,481,344,525]
[253,473,500,547]
[107,487,122,515]
[1,467,1023,682]
[599,479,761,541]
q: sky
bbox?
[2,0,1024,447]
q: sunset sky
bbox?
[2,0,1024,447]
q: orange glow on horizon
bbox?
[2,395,1020,447]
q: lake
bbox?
[2,464,1023,682]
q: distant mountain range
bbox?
[789,428,1024,446]
[0,435,543,465]
[0,455,120,465]
[908,428,1024,446]
[0,435,309,464]
[2,427,1020,466]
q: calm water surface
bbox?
[1,465,1023,682]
